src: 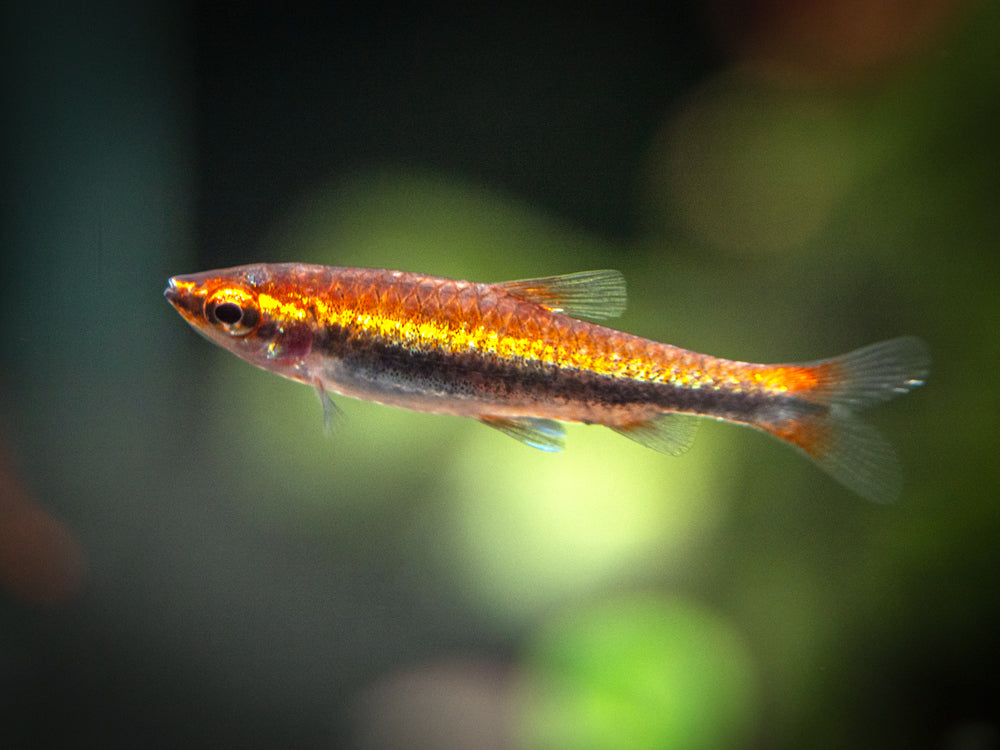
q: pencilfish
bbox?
[164,264,929,502]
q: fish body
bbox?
[165,263,928,502]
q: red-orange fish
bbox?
[164,264,929,502]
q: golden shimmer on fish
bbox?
[164,263,929,502]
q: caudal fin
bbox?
[756,336,930,503]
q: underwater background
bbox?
[2,2,998,748]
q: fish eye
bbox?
[205,287,260,337]
[214,302,243,325]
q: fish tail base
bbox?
[755,336,929,502]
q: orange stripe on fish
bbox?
[164,264,929,502]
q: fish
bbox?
[164,264,929,502]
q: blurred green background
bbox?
[2,2,998,748]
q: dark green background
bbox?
[3,2,997,748]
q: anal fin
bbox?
[610,414,698,456]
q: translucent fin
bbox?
[313,379,342,435]
[610,414,699,456]
[772,410,906,504]
[480,416,566,452]
[805,336,930,408]
[756,336,930,503]
[498,270,626,320]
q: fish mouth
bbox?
[163,277,186,309]
[163,278,179,304]
[163,276,204,318]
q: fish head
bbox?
[164,265,315,379]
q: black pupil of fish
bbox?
[214,302,244,326]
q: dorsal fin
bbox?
[498,270,626,321]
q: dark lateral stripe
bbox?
[314,324,785,421]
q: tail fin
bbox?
[756,336,930,503]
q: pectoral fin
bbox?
[313,379,341,435]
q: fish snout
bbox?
[163,277,205,319]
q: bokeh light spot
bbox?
[517,594,758,750]
[0,440,87,606]
[439,427,728,628]
[648,74,861,256]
